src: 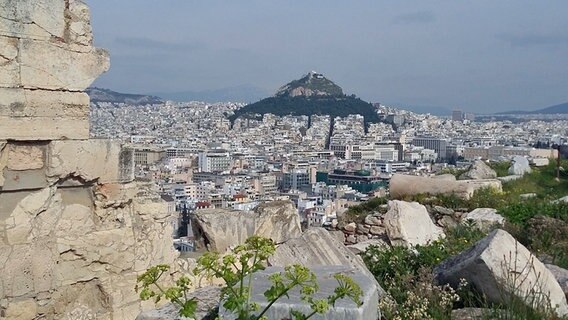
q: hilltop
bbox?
[229,72,380,125]
[86,87,163,105]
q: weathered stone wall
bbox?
[0,0,110,140]
[0,1,177,319]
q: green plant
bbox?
[339,196,388,224]
[489,161,512,177]
[135,264,198,317]
[477,240,568,320]
[137,236,363,319]
[362,222,487,319]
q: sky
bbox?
[89,1,568,113]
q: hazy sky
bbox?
[89,1,568,112]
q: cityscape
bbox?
[1,1,568,319]
[88,73,567,254]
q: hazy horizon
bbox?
[89,1,568,112]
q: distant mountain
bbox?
[229,72,380,126]
[498,102,568,115]
[532,102,568,114]
[86,87,163,105]
[152,85,270,103]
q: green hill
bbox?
[229,72,380,125]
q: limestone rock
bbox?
[531,158,550,167]
[0,181,178,319]
[219,266,380,320]
[555,196,568,204]
[47,140,134,183]
[438,215,459,229]
[389,174,502,200]
[136,286,222,320]
[269,228,384,297]
[0,140,133,191]
[435,229,568,317]
[19,38,110,91]
[508,156,532,176]
[192,201,302,252]
[3,299,38,320]
[384,200,445,247]
[461,208,505,230]
[498,175,523,182]
[364,215,381,226]
[458,160,497,180]
[343,222,357,234]
[327,230,344,244]
[520,193,537,199]
[451,308,503,320]
[356,223,369,234]
[369,225,386,236]
[0,0,109,141]
[432,205,455,217]
[0,0,177,318]
[346,234,357,244]
[546,264,568,299]
[5,143,45,171]
[347,239,390,255]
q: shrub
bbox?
[339,196,387,224]
[362,222,487,319]
[489,161,511,177]
[137,236,363,319]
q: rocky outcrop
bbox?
[461,208,505,230]
[458,160,497,180]
[0,1,177,318]
[508,156,532,176]
[219,266,379,320]
[389,174,502,200]
[435,229,568,317]
[192,201,302,252]
[384,200,445,247]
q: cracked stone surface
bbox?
[0,1,179,319]
[0,0,109,140]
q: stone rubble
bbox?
[508,156,532,176]
[384,200,446,247]
[191,200,302,253]
[435,229,568,317]
[389,174,502,200]
[458,160,497,180]
[461,208,505,230]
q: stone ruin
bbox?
[0,1,177,318]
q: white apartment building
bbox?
[198,150,232,172]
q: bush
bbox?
[137,236,363,319]
[339,197,387,224]
[362,223,487,319]
[489,161,511,177]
